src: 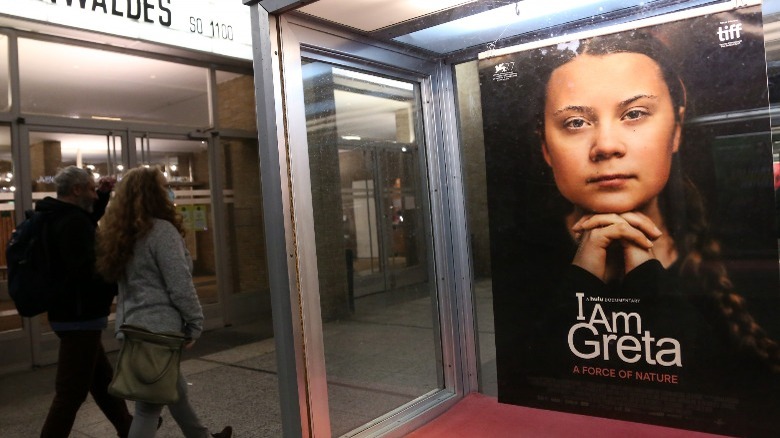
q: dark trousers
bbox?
[40,330,132,438]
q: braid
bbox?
[665,171,780,372]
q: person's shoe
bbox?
[212,426,232,438]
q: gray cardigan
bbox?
[115,219,204,340]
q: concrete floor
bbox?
[0,279,497,437]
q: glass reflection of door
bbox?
[0,123,26,373]
[27,129,125,365]
[218,136,271,323]
[302,61,440,436]
[342,144,426,297]
[134,136,221,317]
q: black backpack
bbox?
[6,210,55,317]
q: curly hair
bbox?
[96,166,184,282]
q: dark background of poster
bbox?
[480,6,779,436]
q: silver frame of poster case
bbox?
[480,0,761,60]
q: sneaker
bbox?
[212,426,233,438]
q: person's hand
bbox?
[184,339,196,349]
[571,212,662,281]
[97,176,117,193]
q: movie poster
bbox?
[480,4,780,436]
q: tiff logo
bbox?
[717,22,742,42]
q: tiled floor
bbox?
[0,279,497,437]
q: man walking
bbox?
[38,166,132,437]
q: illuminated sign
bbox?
[0,0,252,60]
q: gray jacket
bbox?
[115,219,204,339]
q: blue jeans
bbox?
[129,373,209,438]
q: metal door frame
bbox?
[247,5,477,436]
[343,142,428,297]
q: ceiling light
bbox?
[333,67,413,91]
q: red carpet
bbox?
[407,393,731,438]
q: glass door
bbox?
[0,123,25,374]
[273,14,470,437]
[303,61,439,436]
[133,134,225,329]
[25,128,126,366]
[341,141,428,299]
[217,135,272,325]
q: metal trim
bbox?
[245,0,317,14]
[434,61,480,394]
[480,0,755,59]
[0,25,252,73]
[247,5,305,437]
[274,12,474,437]
[276,14,332,436]
[282,15,438,74]
[205,68,235,324]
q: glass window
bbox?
[19,39,210,127]
[135,137,217,304]
[0,35,9,112]
[220,137,268,296]
[302,61,441,436]
[28,130,124,332]
[29,132,124,194]
[0,124,16,332]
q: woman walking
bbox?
[97,166,232,438]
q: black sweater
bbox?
[492,216,779,436]
[35,192,115,322]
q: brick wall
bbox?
[217,75,257,131]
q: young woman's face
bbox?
[541,52,683,214]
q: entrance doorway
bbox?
[340,143,428,299]
[9,129,127,367]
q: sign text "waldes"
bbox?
[42,0,172,27]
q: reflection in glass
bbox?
[135,137,217,304]
[26,131,122,332]
[0,35,9,112]
[0,125,16,333]
[302,61,441,436]
[220,137,269,297]
[29,132,124,196]
[19,38,210,127]
[214,71,267,302]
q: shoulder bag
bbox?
[109,324,187,404]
